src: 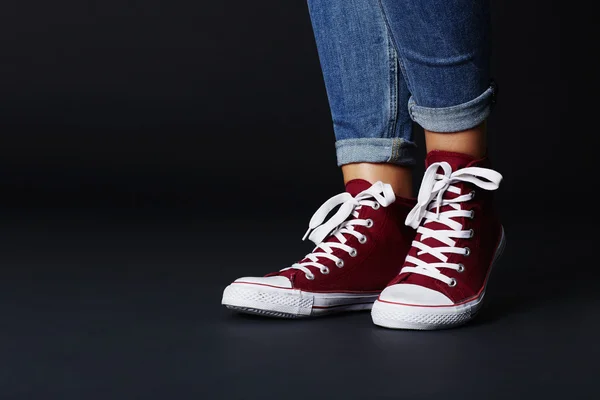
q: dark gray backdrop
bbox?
[0,1,592,214]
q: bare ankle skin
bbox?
[424,121,487,159]
[341,163,413,198]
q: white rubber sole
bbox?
[222,282,379,318]
[371,226,506,330]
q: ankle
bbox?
[424,121,487,159]
[341,162,413,198]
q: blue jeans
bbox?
[307,0,495,166]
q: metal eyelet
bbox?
[464,247,471,256]
[448,279,457,287]
[372,203,380,210]
[366,219,374,228]
[469,210,475,219]
[358,235,367,244]
[457,263,465,273]
[336,259,344,268]
[321,267,330,275]
[468,229,475,238]
[470,190,476,199]
[349,248,358,257]
[305,273,315,280]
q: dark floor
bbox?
[0,209,597,399]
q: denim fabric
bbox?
[307,0,416,167]
[306,0,495,166]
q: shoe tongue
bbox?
[277,179,374,280]
[426,150,477,171]
[345,179,373,196]
[415,151,476,269]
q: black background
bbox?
[0,1,594,212]
[0,1,597,399]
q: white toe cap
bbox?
[233,276,293,289]
[379,283,454,306]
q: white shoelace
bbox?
[280,181,396,280]
[401,162,503,286]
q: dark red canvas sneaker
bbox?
[371,151,505,330]
[222,180,416,318]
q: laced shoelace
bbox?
[401,162,503,287]
[280,181,396,280]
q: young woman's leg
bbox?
[378,0,493,157]
[307,0,416,198]
[371,0,505,329]
[221,0,418,318]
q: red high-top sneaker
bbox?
[371,151,505,330]
[222,180,416,318]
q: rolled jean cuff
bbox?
[408,84,496,133]
[335,137,417,167]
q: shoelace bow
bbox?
[280,182,395,280]
[401,162,503,286]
